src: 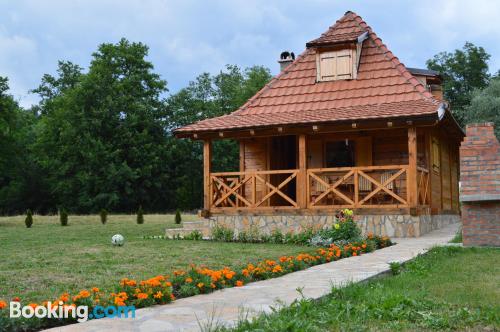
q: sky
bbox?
[1,0,499,108]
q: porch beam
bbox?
[407,127,418,210]
[298,134,307,208]
[203,139,212,211]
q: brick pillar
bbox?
[460,122,500,247]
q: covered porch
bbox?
[203,127,431,215]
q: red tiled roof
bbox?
[175,11,441,135]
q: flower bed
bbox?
[0,210,392,331]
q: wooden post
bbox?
[407,127,418,211]
[298,134,307,208]
[203,139,212,211]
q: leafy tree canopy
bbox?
[427,42,491,126]
[464,77,500,139]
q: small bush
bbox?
[237,231,249,243]
[271,229,284,244]
[60,209,68,226]
[389,261,401,275]
[25,210,33,228]
[175,209,182,224]
[100,209,108,225]
[137,206,144,224]
[184,230,203,240]
[211,225,234,242]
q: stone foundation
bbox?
[206,213,460,238]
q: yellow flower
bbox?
[334,223,340,230]
[153,291,163,299]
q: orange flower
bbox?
[136,293,148,300]
[92,287,100,293]
[153,291,163,299]
[170,294,176,301]
[79,290,91,298]
[114,298,126,306]
[59,293,69,302]
[235,280,244,287]
[197,282,204,289]
[165,281,172,287]
[28,303,38,309]
[272,265,283,273]
[0,301,7,310]
[361,243,367,249]
[185,277,193,283]
[242,269,250,277]
[210,283,216,289]
[352,252,358,256]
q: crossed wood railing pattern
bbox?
[210,169,298,209]
[307,165,409,209]
[417,166,430,206]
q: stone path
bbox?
[46,223,460,332]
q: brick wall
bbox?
[460,122,500,247]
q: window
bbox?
[325,140,355,167]
[432,137,440,172]
[316,49,354,82]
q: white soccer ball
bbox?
[111,234,125,246]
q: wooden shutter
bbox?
[336,49,353,79]
[319,51,337,81]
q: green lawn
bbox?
[229,246,500,331]
[0,214,313,303]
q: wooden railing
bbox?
[210,169,299,209]
[209,165,430,211]
[307,165,409,209]
[417,166,430,206]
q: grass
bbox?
[0,214,314,303]
[228,246,500,331]
[450,226,463,243]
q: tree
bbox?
[25,209,33,228]
[175,209,181,224]
[0,77,47,215]
[137,206,144,224]
[427,42,491,126]
[165,65,272,209]
[32,39,171,213]
[464,78,500,139]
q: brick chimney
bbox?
[278,51,295,72]
[460,122,500,247]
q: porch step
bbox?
[182,220,209,230]
[165,220,211,239]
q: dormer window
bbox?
[316,48,355,82]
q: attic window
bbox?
[316,48,355,82]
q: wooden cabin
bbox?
[174,11,463,237]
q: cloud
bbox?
[0,0,499,108]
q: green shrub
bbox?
[271,229,284,244]
[184,230,203,240]
[237,230,249,243]
[60,209,68,226]
[389,261,401,275]
[24,209,33,228]
[211,225,234,242]
[247,226,260,243]
[137,206,144,224]
[175,209,182,224]
[100,209,108,225]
